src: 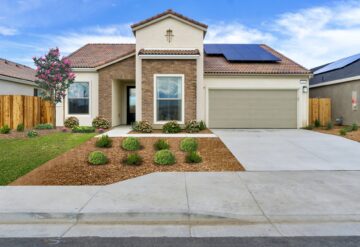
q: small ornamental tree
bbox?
[33,48,75,125]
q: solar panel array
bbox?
[314,53,360,75]
[204,44,281,62]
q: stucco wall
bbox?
[135,17,205,121]
[0,79,36,96]
[310,80,360,125]
[204,75,309,128]
[56,71,99,126]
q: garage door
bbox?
[209,89,297,128]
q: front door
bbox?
[127,86,136,125]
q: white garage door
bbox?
[208,89,298,128]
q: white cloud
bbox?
[205,22,275,44]
[41,24,135,54]
[0,26,17,36]
[205,1,360,68]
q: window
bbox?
[68,82,89,114]
[33,88,38,97]
[155,75,183,123]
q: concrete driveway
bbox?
[212,129,360,171]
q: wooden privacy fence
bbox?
[0,95,54,129]
[309,98,331,126]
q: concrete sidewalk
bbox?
[1,171,360,237]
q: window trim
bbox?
[67,81,91,116]
[153,74,185,124]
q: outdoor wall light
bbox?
[302,86,308,93]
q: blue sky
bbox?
[1,0,360,68]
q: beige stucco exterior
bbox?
[135,17,205,121]
[56,71,99,126]
[204,75,309,128]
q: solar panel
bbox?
[204,44,281,62]
[314,53,360,75]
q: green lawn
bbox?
[0,132,95,185]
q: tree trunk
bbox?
[62,96,66,127]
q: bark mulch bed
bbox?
[0,128,62,139]
[11,137,244,186]
[129,129,213,134]
[313,126,360,142]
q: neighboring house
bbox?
[0,58,38,96]
[59,9,310,128]
[310,54,360,125]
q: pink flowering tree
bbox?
[33,48,76,125]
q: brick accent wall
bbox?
[141,59,197,124]
[98,56,135,123]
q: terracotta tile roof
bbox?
[131,9,208,30]
[138,49,200,56]
[67,44,135,68]
[204,44,310,75]
[0,58,36,82]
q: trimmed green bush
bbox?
[123,153,143,166]
[0,125,11,134]
[64,116,79,128]
[154,150,176,165]
[35,123,53,130]
[314,119,321,128]
[199,120,206,131]
[339,128,347,136]
[95,135,112,148]
[122,137,140,151]
[92,116,111,129]
[185,120,200,133]
[351,123,359,131]
[162,121,181,133]
[185,151,202,163]
[16,123,25,132]
[88,151,108,165]
[154,139,170,150]
[72,126,96,133]
[27,130,38,138]
[302,125,314,130]
[180,138,198,152]
[132,120,153,133]
[326,121,333,130]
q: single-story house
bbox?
[310,53,360,125]
[0,58,38,96]
[59,9,310,129]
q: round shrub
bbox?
[185,120,200,133]
[122,137,140,151]
[162,121,181,133]
[154,150,176,165]
[180,138,198,152]
[0,125,11,134]
[123,153,143,166]
[339,128,347,136]
[27,130,38,138]
[92,116,111,129]
[326,121,333,130]
[351,123,359,131]
[95,135,112,148]
[16,123,25,132]
[64,117,79,128]
[88,151,108,165]
[185,151,202,164]
[132,120,152,133]
[199,120,206,131]
[154,139,170,150]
